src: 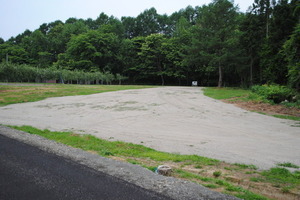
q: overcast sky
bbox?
[0,0,254,41]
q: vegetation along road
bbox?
[0,86,299,170]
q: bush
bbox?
[251,84,295,104]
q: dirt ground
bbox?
[224,99,300,117]
[0,87,299,170]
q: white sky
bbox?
[0,0,254,41]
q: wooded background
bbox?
[0,0,299,89]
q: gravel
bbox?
[0,87,299,169]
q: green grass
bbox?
[261,167,300,193]
[272,115,300,121]
[175,169,268,200]
[0,84,153,106]
[10,125,218,165]
[203,87,251,100]
[203,87,300,121]
[262,168,300,185]
[234,163,258,170]
[277,162,300,169]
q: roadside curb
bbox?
[0,125,239,200]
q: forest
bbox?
[0,0,299,89]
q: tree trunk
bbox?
[250,55,254,86]
[160,74,165,86]
[157,57,164,86]
[218,62,223,87]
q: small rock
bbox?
[156,165,172,176]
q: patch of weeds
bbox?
[250,177,263,182]
[261,167,300,187]
[215,180,228,186]
[213,171,222,178]
[175,169,213,182]
[234,163,258,170]
[203,184,219,189]
[102,150,114,156]
[224,167,233,171]
[235,191,269,200]
[226,185,242,192]
[277,162,300,169]
[245,171,256,174]
[194,165,202,169]
[291,122,300,127]
[226,185,269,200]
[126,159,141,165]
[181,161,194,167]
[272,115,300,121]
[281,186,292,193]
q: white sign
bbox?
[192,81,198,86]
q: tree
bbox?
[240,13,264,85]
[0,43,29,64]
[57,30,119,72]
[283,23,300,90]
[138,34,168,85]
[190,0,239,87]
[20,30,49,64]
[135,8,160,36]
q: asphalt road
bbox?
[0,134,171,200]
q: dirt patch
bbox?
[108,155,299,200]
[224,99,300,117]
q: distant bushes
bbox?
[251,84,297,104]
[0,63,127,84]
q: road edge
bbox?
[0,125,239,200]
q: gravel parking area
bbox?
[0,87,299,169]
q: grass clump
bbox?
[261,167,300,185]
[213,171,222,178]
[277,162,300,169]
[234,163,258,170]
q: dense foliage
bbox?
[0,0,299,88]
[0,63,120,84]
[251,84,297,103]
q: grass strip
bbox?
[203,87,300,121]
[202,87,251,100]
[0,84,153,106]
[10,125,218,165]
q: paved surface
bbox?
[0,134,171,200]
[0,87,299,169]
[0,126,238,200]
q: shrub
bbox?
[251,84,295,104]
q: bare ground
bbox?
[0,87,299,170]
[224,99,300,117]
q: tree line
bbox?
[0,63,125,85]
[0,0,299,89]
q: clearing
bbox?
[0,86,299,170]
